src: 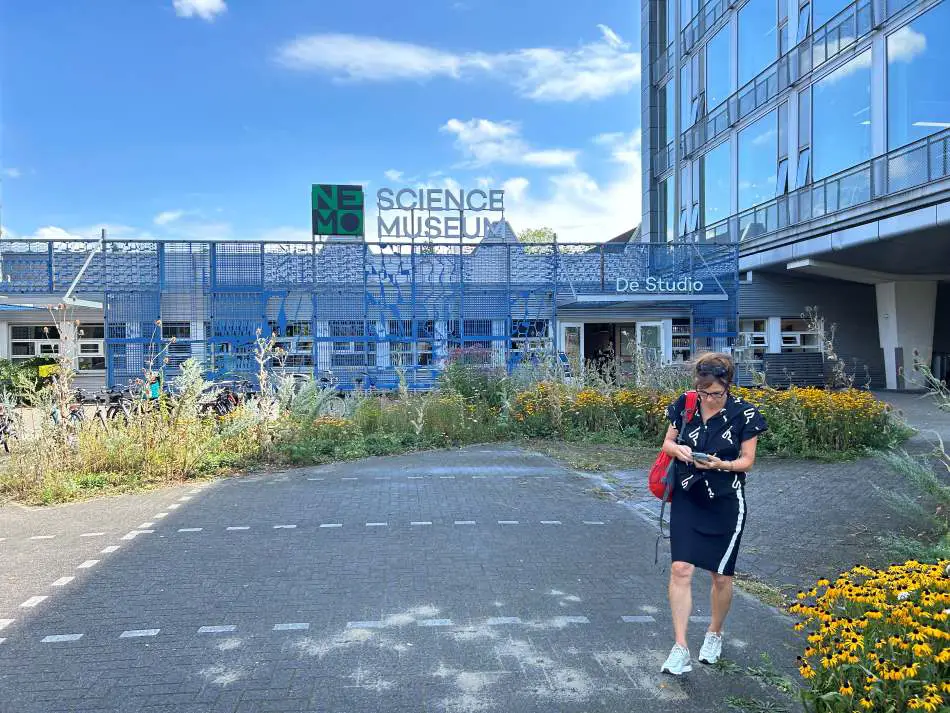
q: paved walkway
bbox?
[0,448,801,713]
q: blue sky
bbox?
[0,0,641,244]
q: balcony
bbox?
[697,126,950,246]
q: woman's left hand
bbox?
[694,454,727,470]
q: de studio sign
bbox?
[615,276,705,293]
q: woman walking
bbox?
[659,352,767,675]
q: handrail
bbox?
[682,0,733,55]
[696,126,950,244]
[682,0,873,160]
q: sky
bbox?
[0,0,641,245]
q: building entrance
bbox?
[559,320,669,382]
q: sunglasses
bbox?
[697,364,728,378]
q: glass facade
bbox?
[738,0,778,86]
[738,111,777,211]
[887,1,950,149]
[661,81,675,146]
[813,0,850,29]
[813,49,871,180]
[703,140,731,226]
[706,26,731,111]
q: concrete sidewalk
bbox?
[0,447,802,713]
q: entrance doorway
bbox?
[557,320,670,382]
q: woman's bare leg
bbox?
[668,561,695,647]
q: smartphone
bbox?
[691,452,712,462]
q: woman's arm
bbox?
[696,437,759,472]
[662,425,693,463]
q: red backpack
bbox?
[648,390,698,501]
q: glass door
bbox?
[637,321,663,368]
[559,322,584,380]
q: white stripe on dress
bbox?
[717,486,746,575]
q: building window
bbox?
[660,80,675,147]
[10,325,60,361]
[887,1,950,150]
[661,174,676,242]
[385,320,433,368]
[738,110,778,211]
[796,2,811,43]
[736,318,769,365]
[739,0,778,87]
[813,49,872,180]
[702,140,731,226]
[268,320,313,368]
[10,323,106,371]
[511,320,551,364]
[780,317,823,353]
[160,321,191,368]
[813,0,848,30]
[329,320,376,368]
[705,26,731,111]
[681,65,693,131]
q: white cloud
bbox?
[3,168,21,179]
[593,132,640,165]
[154,210,185,226]
[499,130,642,243]
[441,118,578,168]
[173,0,227,21]
[384,169,404,182]
[275,25,640,102]
[887,26,927,64]
[0,225,16,238]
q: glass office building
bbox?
[642,0,950,388]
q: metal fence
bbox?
[0,240,739,390]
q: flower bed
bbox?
[790,560,950,712]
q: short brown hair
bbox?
[693,351,735,388]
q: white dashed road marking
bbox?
[52,577,75,587]
[120,629,160,638]
[0,620,12,630]
[622,615,656,623]
[410,521,432,526]
[137,522,155,529]
[498,520,519,525]
[347,621,385,629]
[154,513,168,519]
[42,634,83,643]
[454,520,476,525]
[555,616,590,625]
[29,535,55,540]
[226,527,250,531]
[20,596,47,608]
[121,530,154,540]
[486,617,522,625]
[342,477,358,481]
[178,528,203,533]
[198,625,236,634]
[77,560,99,569]
[273,623,309,631]
[583,521,606,525]
[418,619,453,627]
[80,532,105,538]
[320,523,343,529]
[168,504,181,510]
[273,525,297,529]
[690,615,712,623]
[101,546,120,554]
[540,521,562,525]
[365,522,388,527]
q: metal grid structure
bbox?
[0,238,739,389]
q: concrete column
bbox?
[876,281,938,389]
[661,318,674,363]
[767,317,783,354]
[0,321,8,359]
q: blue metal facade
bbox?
[0,239,739,389]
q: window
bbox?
[681,0,696,29]
[738,110,778,210]
[681,65,693,130]
[9,323,105,370]
[702,140,731,226]
[511,320,551,364]
[661,175,676,242]
[705,26,731,111]
[777,158,790,194]
[661,81,676,146]
[268,320,313,368]
[329,320,376,368]
[385,320,433,368]
[799,86,811,147]
[660,0,676,48]
[160,321,191,368]
[796,2,811,43]
[813,49,871,180]
[739,0,778,86]
[887,1,950,149]
[796,148,812,188]
[813,0,848,30]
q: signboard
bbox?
[312,184,365,237]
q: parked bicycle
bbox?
[0,403,19,453]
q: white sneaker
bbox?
[698,631,723,664]
[661,644,692,675]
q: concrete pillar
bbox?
[0,321,8,359]
[876,281,938,389]
[662,318,674,362]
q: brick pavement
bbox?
[0,447,802,712]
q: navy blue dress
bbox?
[665,392,768,576]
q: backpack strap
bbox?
[654,390,698,565]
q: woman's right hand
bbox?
[673,444,693,463]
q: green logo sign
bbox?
[312,184,364,237]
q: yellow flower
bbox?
[859,698,874,710]
[839,683,854,696]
